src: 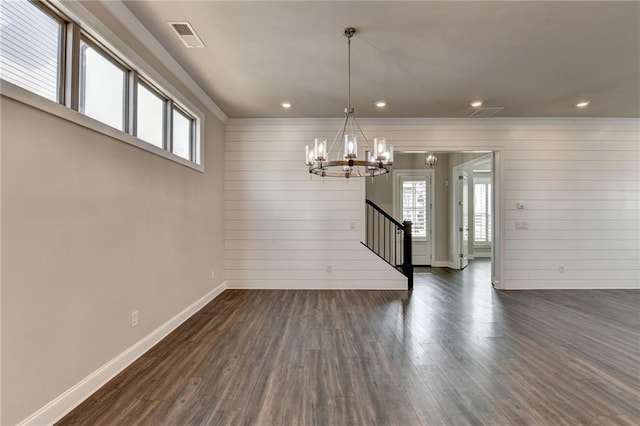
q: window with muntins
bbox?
[402,180,427,238]
[474,179,492,243]
[0,0,201,168]
[0,0,62,102]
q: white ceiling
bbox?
[123,1,640,119]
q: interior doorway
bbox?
[452,153,494,271]
[364,151,498,287]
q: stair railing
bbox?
[363,199,413,290]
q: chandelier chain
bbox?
[348,36,351,109]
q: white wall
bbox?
[226,118,640,290]
[1,2,227,423]
[224,119,407,289]
[0,95,225,425]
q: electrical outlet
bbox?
[350,222,356,230]
[211,270,215,280]
[515,221,529,230]
[326,265,333,273]
[131,311,139,328]
[559,264,566,273]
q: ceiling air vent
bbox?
[467,107,504,118]
[168,22,205,48]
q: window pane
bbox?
[80,40,125,131]
[487,183,492,242]
[474,182,492,243]
[172,108,192,160]
[136,83,164,148]
[402,180,427,238]
[0,0,61,101]
[474,183,486,242]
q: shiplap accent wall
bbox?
[225,118,640,290]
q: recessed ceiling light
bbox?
[375,101,387,108]
[575,101,590,108]
[280,101,292,109]
[470,100,483,108]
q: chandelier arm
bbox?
[350,112,355,138]
[327,114,348,159]
[351,114,372,148]
[335,114,350,161]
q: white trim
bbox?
[433,261,455,268]
[502,283,640,291]
[227,117,640,128]
[17,282,227,426]
[93,0,228,124]
[454,153,493,172]
[392,169,436,266]
[48,0,210,165]
[451,166,469,270]
[492,150,504,290]
[1,81,204,172]
[225,285,405,291]
[473,253,492,258]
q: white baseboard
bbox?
[473,253,491,258]
[18,282,227,426]
[433,261,455,268]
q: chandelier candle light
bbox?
[305,27,393,179]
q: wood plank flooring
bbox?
[58,260,640,425]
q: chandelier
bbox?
[425,152,438,168]
[305,27,393,178]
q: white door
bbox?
[395,171,433,266]
[457,171,469,269]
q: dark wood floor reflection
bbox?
[59,260,640,425]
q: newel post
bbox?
[403,221,413,291]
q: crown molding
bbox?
[70,0,228,124]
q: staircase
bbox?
[362,199,414,290]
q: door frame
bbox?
[361,148,503,290]
[392,169,436,266]
[451,153,494,270]
[452,168,470,269]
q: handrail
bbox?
[363,199,413,291]
[365,199,404,229]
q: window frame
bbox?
[0,0,204,171]
[0,0,67,103]
[135,78,169,149]
[78,34,130,132]
[402,179,428,240]
[40,0,67,104]
[473,176,492,245]
[171,104,195,162]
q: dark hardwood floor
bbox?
[59,260,640,425]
